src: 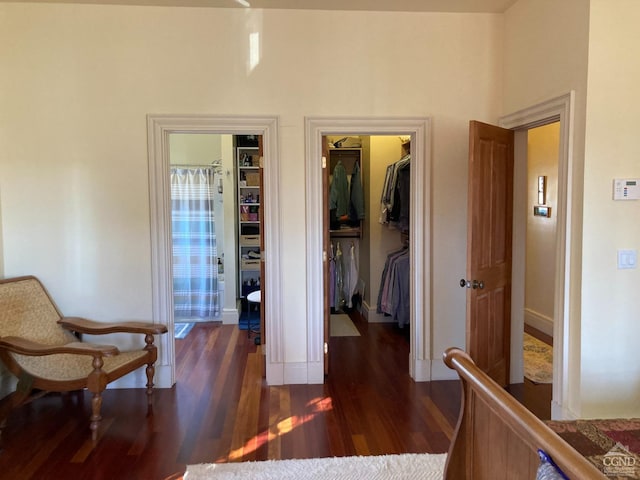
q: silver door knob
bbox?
[460,279,484,289]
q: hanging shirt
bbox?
[329,161,349,219]
[349,161,365,222]
[346,243,359,308]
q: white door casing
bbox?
[147,114,284,387]
[500,92,575,419]
[304,117,432,382]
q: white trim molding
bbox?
[304,117,432,383]
[147,114,283,387]
[500,91,575,420]
[524,308,554,337]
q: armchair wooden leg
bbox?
[145,363,155,407]
[87,355,107,443]
[144,333,157,408]
[90,392,102,443]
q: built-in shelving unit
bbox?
[236,146,261,295]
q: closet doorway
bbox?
[324,135,412,375]
[305,117,432,382]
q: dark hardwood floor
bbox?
[0,314,550,479]
[507,324,553,421]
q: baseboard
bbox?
[410,357,432,381]
[552,400,577,421]
[362,300,391,324]
[266,361,284,386]
[221,307,239,325]
[307,361,325,385]
[283,362,314,385]
[524,308,553,337]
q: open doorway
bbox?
[305,117,432,383]
[501,92,575,420]
[324,134,412,375]
[147,115,281,388]
[167,134,265,342]
[168,133,231,330]
[518,122,559,419]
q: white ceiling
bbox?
[0,0,519,13]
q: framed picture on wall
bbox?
[533,205,551,217]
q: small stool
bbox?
[247,290,261,345]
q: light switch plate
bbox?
[618,249,637,269]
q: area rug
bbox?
[330,314,360,337]
[175,322,195,339]
[523,332,553,384]
[185,453,447,480]
[238,311,260,331]
[546,418,640,479]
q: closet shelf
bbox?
[330,227,361,238]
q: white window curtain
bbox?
[170,167,219,319]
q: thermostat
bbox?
[613,178,640,200]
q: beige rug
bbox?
[330,314,360,337]
[185,453,447,479]
[523,332,553,384]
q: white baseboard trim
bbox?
[307,362,325,385]
[283,362,311,385]
[221,307,239,325]
[551,400,576,421]
[430,358,459,381]
[266,361,284,386]
[410,357,432,381]
[524,308,553,337]
[363,301,391,324]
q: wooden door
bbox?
[322,137,330,375]
[258,135,265,348]
[465,121,514,387]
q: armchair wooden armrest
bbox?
[59,317,168,336]
[0,336,119,357]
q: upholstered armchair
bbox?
[0,275,168,442]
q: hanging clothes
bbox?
[345,242,359,308]
[348,160,365,223]
[377,247,410,328]
[391,162,410,231]
[329,243,336,309]
[329,160,349,220]
[334,241,346,309]
[379,153,410,228]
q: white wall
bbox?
[0,4,502,382]
[579,0,640,418]
[525,123,559,335]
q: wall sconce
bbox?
[534,175,551,217]
[537,175,547,205]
